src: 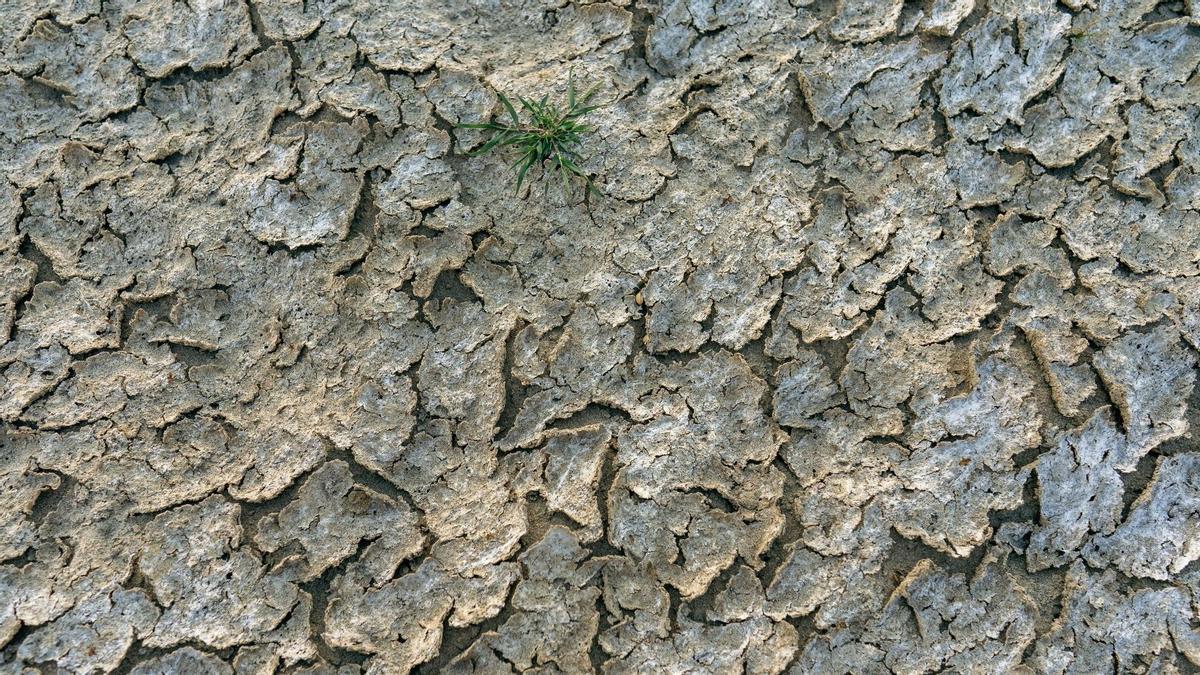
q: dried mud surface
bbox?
[2,0,1200,673]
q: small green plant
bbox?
[458,72,603,200]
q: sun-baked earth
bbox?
[2,0,1200,673]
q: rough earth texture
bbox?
[2,0,1200,673]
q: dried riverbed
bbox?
[3,0,1200,672]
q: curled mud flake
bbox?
[937,5,1071,138]
[829,0,903,44]
[445,528,604,673]
[324,557,518,672]
[600,559,799,673]
[121,0,258,78]
[920,0,974,37]
[608,351,786,598]
[799,551,1037,673]
[765,501,892,623]
[130,647,235,675]
[138,496,301,650]
[887,353,1042,558]
[772,350,842,428]
[1000,58,1126,169]
[0,438,61,562]
[1084,453,1200,581]
[254,460,421,581]
[15,588,159,673]
[246,122,366,248]
[323,68,403,131]
[418,300,515,444]
[1030,562,1200,672]
[1026,408,1127,570]
[11,18,142,122]
[1092,325,1196,456]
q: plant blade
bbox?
[514,151,538,194]
[497,92,520,125]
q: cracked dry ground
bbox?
[3,0,1200,674]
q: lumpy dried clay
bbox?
[2,0,1199,672]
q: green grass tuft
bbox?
[458,71,603,201]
